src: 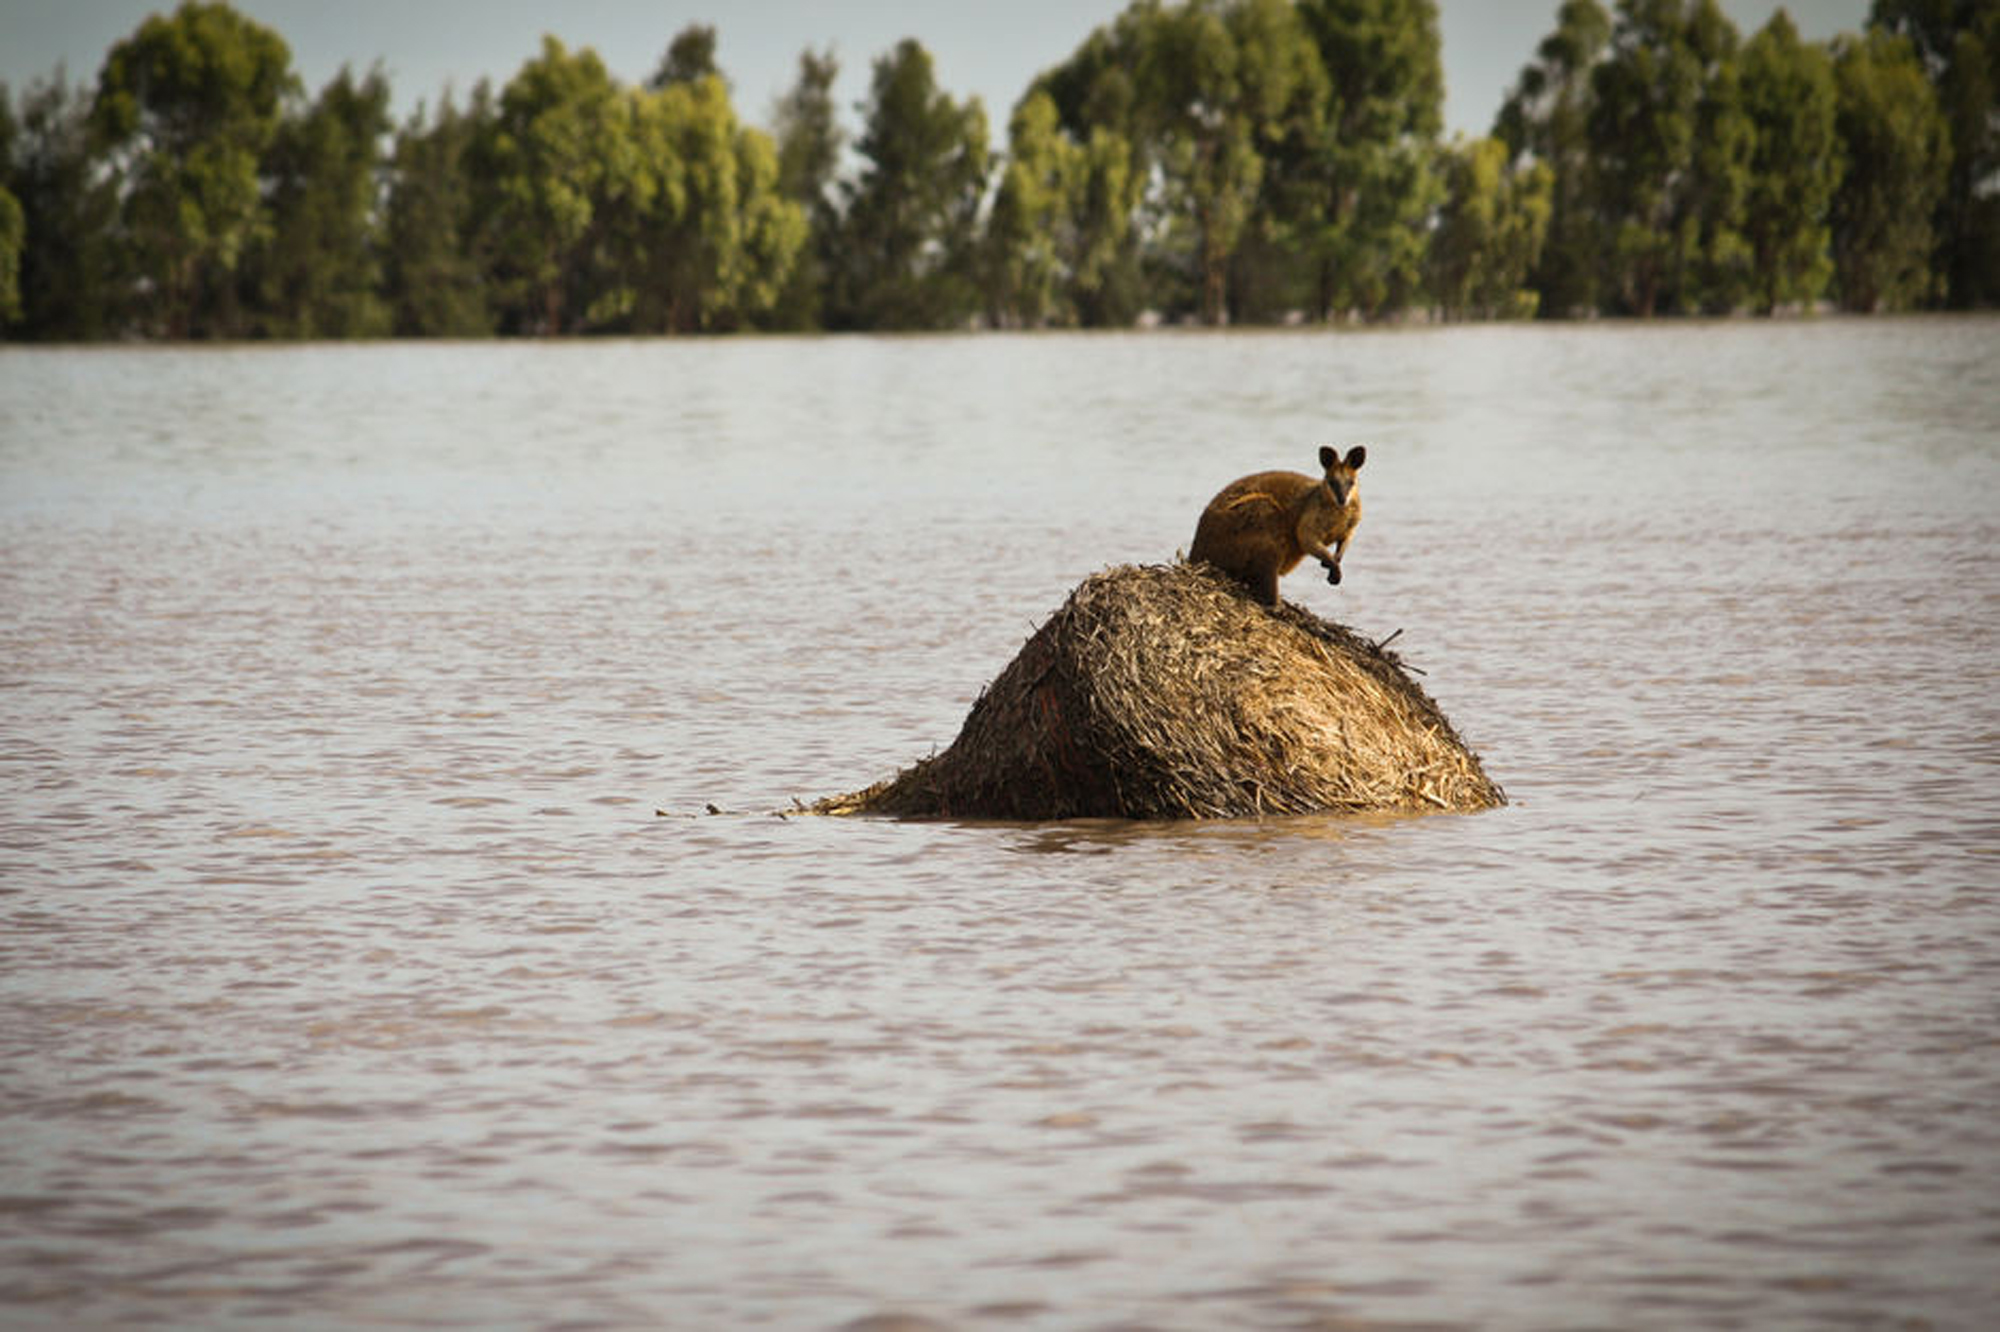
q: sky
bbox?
[3,0,1870,140]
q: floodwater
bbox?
[2,320,1997,1330]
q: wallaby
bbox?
[1189,445,1366,607]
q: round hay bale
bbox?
[813,562,1504,821]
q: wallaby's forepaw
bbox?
[1323,561,1342,586]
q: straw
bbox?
[813,561,1504,820]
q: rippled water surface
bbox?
[3,322,1998,1330]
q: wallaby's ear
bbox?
[1319,445,1337,469]
[1345,445,1367,470]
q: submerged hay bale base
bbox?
[815,562,1503,821]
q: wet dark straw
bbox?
[814,561,1504,821]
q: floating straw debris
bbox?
[812,561,1503,821]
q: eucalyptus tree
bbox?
[0,75,123,338]
[1738,11,1840,313]
[1152,0,1328,323]
[383,88,496,337]
[0,94,22,324]
[1683,2,1755,312]
[769,47,842,329]
[985,90,1083,325]
[474,37,634,333]
[475,35,804,335]
[984,86,1148,328]
[1829,29,1950,310]
[773,49,842,216]
[1585,0,1751,315]
[1026,0,1329,324]
[619,73,805,332]
[1495,0,1611,317]
[1429,136,1554,319]
[1283,0,1442,320]
[89,0,297,337]
[718,104,809,330]
[1022,22,1152,324]
[0,185,20,326]
[1063,125,1150,324]
[247,67,393,337]
[829,39,990,330]
[1868,0,2000,306]
[649,24,723,91]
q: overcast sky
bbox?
[3,0,1870,140]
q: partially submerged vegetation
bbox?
[1,1,1992,339]
[814,562,1503,822]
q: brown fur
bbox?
[1189,445,1365,606]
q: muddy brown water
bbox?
[3,321,1997,1329]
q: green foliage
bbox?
[0,184,21,324]
[383,90,495,336]
[472,36,630,332]
[0,94,20,324]
[828,39,990,330]
[1830,29,1950,310]
[774,49,842,211]
[1739,12,1840,312]
[1038,0,1454,324]
[1021,24,1155,324]
[245,67,393,337]
[1165,0,1330,324]
[768,48,842,330]
[1283,0,1443,320]
[650,25,722,91]
[90,0,297,337]
[620,74,806,332]
[1686,8,1756,313]
[467,37,803,334]
[728,118,810,327]
[3,0,1986,336]
[1869,0,2000,306]
[1,74,124,339]
[981,89,1151,329]
[1430,136,1553,319]
[1066,127,1150,325]
[985,91,1083,326]
[1586,0,1752,316]
[1494,0,1611,316]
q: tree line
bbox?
[0,0,1993,339]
